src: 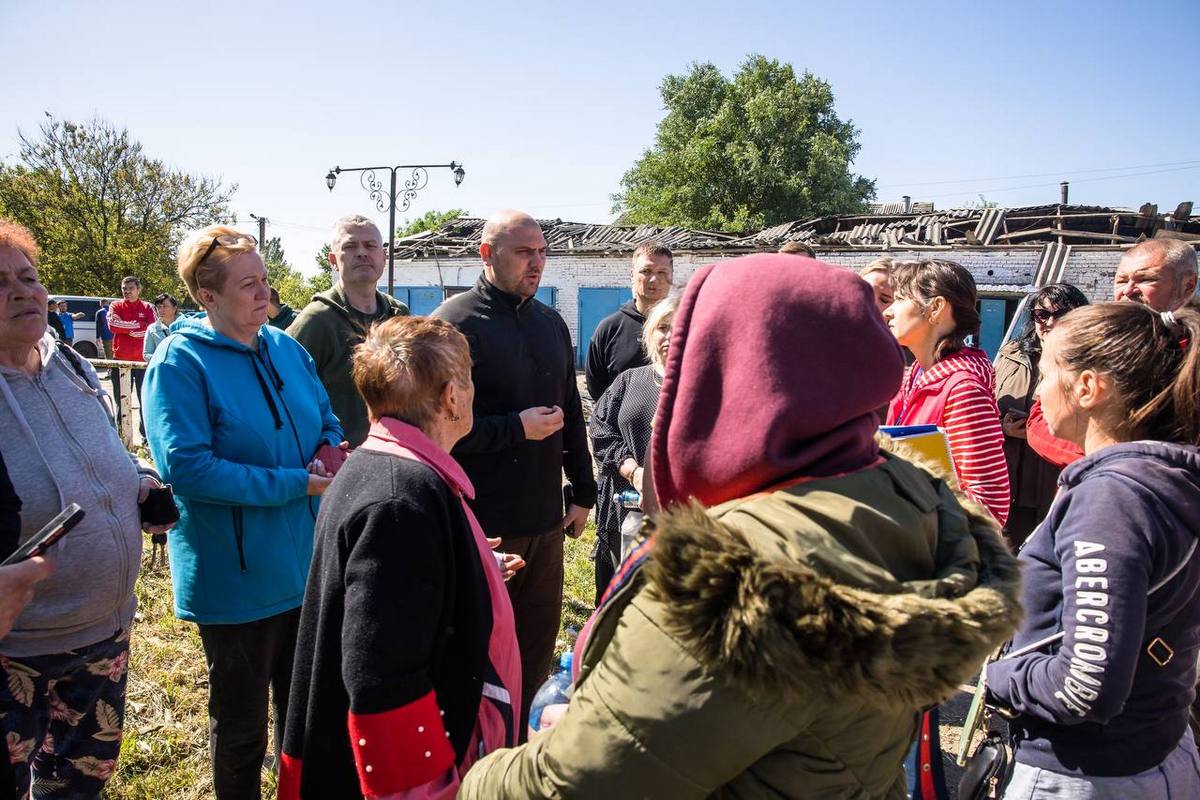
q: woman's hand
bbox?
[307,474,333,496]
[312,441,350,476]
[1002,410,1028,440]
[487,537,526,581]
[138,475,176,535]
[0,557,53,638]
[536,703,568,731]
[619,459,645,494]
[306,457,333,478]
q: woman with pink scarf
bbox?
[280,316,523,800]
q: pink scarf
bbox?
[361,418,522,799]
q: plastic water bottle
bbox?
[614,489,642,509]
[528,652,573,734]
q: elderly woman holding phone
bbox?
[281,316,523,800]
[0,219,171,799]
[143,225,344,799]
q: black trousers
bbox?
[197,608,301,800]
[501,532,564,740]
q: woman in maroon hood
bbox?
[459,254,1021,800]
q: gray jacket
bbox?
[0,333,152,656]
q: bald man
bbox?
[1028,239,1200,466]
[433,210,596,735]
[1112,238,1198,312]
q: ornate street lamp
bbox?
[324,161,465,294]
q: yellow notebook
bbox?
[879,425,957,480]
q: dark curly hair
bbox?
[1014,283,1090,359]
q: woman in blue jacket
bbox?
[144,226,343,800]
[986,302,1200,798]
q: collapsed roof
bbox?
[390,202,1198,259]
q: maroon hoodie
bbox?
[652,254,905,508]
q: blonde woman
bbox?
[858,256,895,316]
[588,295,677,599]
[143,225,343,799]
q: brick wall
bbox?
[389,246,1126,348]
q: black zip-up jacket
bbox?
[434,275,596,539]
[585,300,648,401]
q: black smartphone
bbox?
[2,503,85,566]
[562,484,578,538]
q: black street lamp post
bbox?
[324,162,465,295]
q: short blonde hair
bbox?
[642,294,680,369]
[858,256,894,279]
[352,316,473,429]
[177,225,258,305]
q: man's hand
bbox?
[561,504,590,539]
[0,557,53,638]
[313,441,351,476]
[520,406,564,441]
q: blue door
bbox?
[577,287,633,368]
[535,286,557,309]
[978,298,1007,359]
[390,286,444,316]
[407,287,442,316]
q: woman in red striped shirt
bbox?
[883,259,1011,800]
[884,260,1010,524]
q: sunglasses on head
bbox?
[197,233,258,267]
[1031,307,1064,324]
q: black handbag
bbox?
[959,728,1015,800]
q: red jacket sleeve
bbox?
[1026,400,1084,468]
[942,380,1011,524]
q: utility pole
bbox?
[249,213,268,245]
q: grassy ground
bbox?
[105,526,598,798]
[107,522,970,796]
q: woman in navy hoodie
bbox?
[144,226,344,800]
[986,302,1200,798]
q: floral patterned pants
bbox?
[1,629,129,800]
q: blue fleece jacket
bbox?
[143,316,342,624]
[987,441,1200,777]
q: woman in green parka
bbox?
[460,253,1023,799]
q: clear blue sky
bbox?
[2,0,1197,275]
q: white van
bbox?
[50,295,108,358]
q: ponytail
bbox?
[1055,304,1200,445]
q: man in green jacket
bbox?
[288,215,408,446]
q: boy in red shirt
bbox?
[107,275,156,437]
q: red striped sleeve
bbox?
[942,381,1010,524]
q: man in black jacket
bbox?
[584,243,674,402]
[434,210,596,734]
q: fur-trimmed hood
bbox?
[645,442,1023,711]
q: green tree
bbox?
[0,115,235,297]
[612,55,875,232]
[396,208,465,239]
[306,244,333,297]
[259,236,313,309]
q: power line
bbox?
[877,159,1200,190]
[922,164,1200,201]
